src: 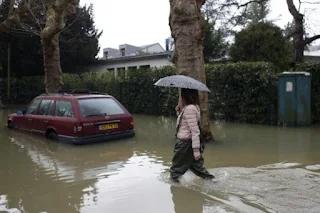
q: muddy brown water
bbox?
[0,108,319,213]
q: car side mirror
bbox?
[22,109,27,114]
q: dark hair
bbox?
[181,88,199,105]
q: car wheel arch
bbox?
[7,120,13,128]
[46,128,57,137]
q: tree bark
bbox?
[42,34,63,93]
[169,0,214,141]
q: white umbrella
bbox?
[154,75,211,92]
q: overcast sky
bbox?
[79,0,320,57]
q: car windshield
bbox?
[78,97,125,117]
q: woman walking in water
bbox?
[170,88,214,183]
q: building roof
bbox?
[304,45,320,57]
[96,51,173,65]
[102,43,165,59]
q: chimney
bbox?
[165,38,169,51]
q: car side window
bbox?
[55,100,74,118]
[26,99,41,115]
[38,100,54,116]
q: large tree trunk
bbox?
[294,17,305,63]
[42,34,63,93]
[286,0,304,62]
[40,2,79,93]
[169,0,214,142]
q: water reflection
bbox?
[170,185,212,213]
[0,123,136,212]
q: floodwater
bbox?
[0,108,319,213]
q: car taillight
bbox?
[130,117,134,129]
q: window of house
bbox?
[107,68,114,72]
[38,99,54,116]
[104,51,108,59]
[120,48,125,56]
[117,67,126,79]
[140,65,150,69]
[55,100,74,118]
[25,99,41,115]
[128,66,137,70]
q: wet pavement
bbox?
[0,108,319,213]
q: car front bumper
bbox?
[59,130,135,144]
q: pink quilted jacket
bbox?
[176,104,201,149]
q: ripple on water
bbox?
[181,164,320,213]
[305,164,320,171]
[256,162,302,170]
[158,162,320,213]
[0,195,22,213]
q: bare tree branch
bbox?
[219,0,268,9]
[27,3,43,31]
[41,0,79,42]
[8,0,14,15]
[300,1,320,4]
[304,34,320,45]
[286,0,303,18]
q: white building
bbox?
[304,45,320,63]
[89,41,174,77]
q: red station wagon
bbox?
[7,89,135,144]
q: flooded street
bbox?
[0,108,319,213]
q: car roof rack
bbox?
[56,88,73,94]
[72,89,90,94]
[53,88,108,95]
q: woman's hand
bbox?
[175,97,182,115]
[193,150,201,160]
[175,104,182,116]
[175,104,181,112]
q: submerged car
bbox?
[7,89,135,144]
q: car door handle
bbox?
[28,118,32,121]
[44,120,49,123]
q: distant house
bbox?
[89,41,174,77]
[102,43,166,59]
[304,45,320,63]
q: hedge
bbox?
[1,62,319,124]
[295,62,320,123]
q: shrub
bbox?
[295,63,320,122]
[206,62,278,123]
[2,62,311,124]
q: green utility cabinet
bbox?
[278,72,311,126]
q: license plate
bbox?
[98,123,118,130]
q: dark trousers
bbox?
[170,138,214,180]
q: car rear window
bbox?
[78,97,125,117]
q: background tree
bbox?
[203,0,271,36]
[0,0,80,93]
[203,16,229,63]
[60,4,102,74]
[286,0,320,62]
[245,0,270,23]
[169,0,214,141]
[229,22,293,70]
[0,1,101,77]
